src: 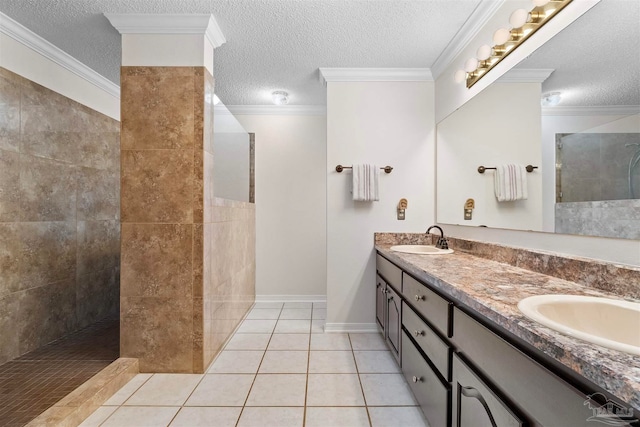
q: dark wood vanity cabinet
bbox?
[375,252,635,427]
[375,274,386,334]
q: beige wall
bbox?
[326,81,436,330]
[0,67,120,364]
[235,114,327,300]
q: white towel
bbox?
[494,164,528,202]
[352,164,379,201]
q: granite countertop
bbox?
[375,244,640,410]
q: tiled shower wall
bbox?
[0,68,120,365]
[120,67,255,373]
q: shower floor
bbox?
[0,316,119,427]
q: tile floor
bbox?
[80,302,429,427]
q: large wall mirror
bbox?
[436,0,640,240]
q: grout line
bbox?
[350,333,374,427]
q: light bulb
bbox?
[464,58,479,73]
[510,9,530,28]
[493,28,511,45]
[477,45,492,61]
[454,70,466,83]
[272,91,289,105]
[532,0,551,6]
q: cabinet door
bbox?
[386,285,401,361]
[376,275,386,333]
[453,353,525,427]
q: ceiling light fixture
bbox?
[541,92,562,107]
[272,91,289,105]
[454,0,573,88]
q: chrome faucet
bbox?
[426,225,449,250]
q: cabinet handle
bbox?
[414,295,425,301]
[459,386,498,427]
[412,376,423,383]
[413,330,424,337]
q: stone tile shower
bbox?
[555,132,640,239]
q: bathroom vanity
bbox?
[375,241,640,427]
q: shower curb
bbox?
[25,358,138,427]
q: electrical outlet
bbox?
[397,210,405,220]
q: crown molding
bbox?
[0,12,120,98]
[430,0,506,80]
[104,14,226,48]
[318,68,432,85]
[497,68,554,83]
[542,105,640,116]
[219,105,327,116]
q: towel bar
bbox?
[478,165,537,174]
[336,165,393,174]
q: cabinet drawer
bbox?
[453,353,524,427]
[376,254,402,291]
[403,273,450,337]
[403,302,451,381]
[453,307,598,426]
[402,331,450,427]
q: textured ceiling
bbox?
[0,0,482,105]
[516,0,640,107]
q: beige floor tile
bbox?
[368,406,428,427]
[308,351,357,373]
[236,319,277,334]
[253,302,284,309]
[224,333,271,350]
[305,407,370,427]
[310,333,352,350]
[312,308,327,320]
[101,406,180,427]
[311,319,325,333]
[349,333,388,350]
[360,374,417,406]
[354,350,400,373]
[274,319,311,333]
[283,302,313,309]
[184,374,254,406]
[259,350,308,373]
[78,406,118,427]
[246,308,281,319]
[207,350,264,374]
[279,308,312,319]
[237,407,304,427]
[267,333,310,350]
[170,407,242,427]
[245,374,307,406]
[124,374,203,406]
[103,374,152,405]
[306,374,365,406]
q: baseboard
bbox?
[324,323,379,333]
[255,295,327,303]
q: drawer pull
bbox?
[413,330,425,337]
[414,295,425,301]
[412,376,423,383]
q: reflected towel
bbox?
[352,164,379,201]
[494,164,528,202]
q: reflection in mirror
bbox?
[436,0,640,240]
[213,101,252,202]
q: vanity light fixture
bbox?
[541,91,562,106]
[456,0,573,88]
[272,91,289,105]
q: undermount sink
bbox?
[390,245,454,255]
[518,295,640,356]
